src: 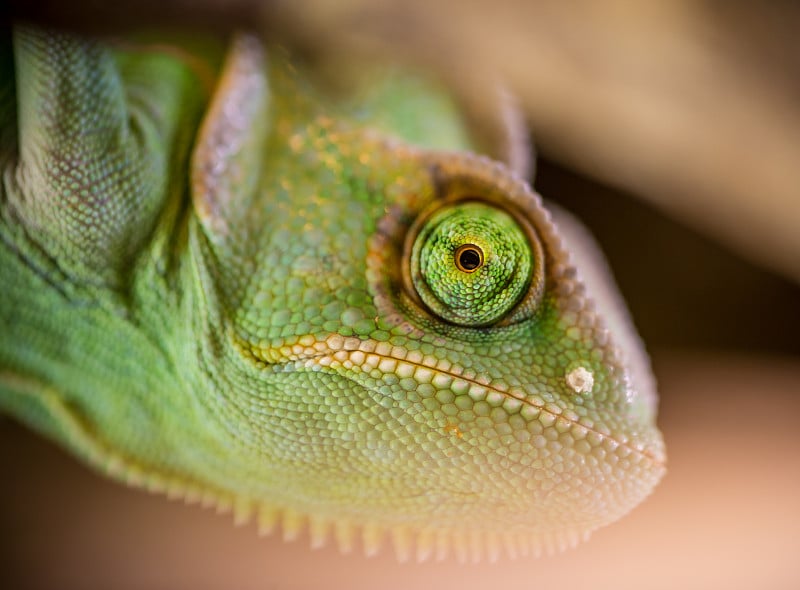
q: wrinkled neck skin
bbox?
[0,30,664,561]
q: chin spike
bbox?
[502,532,519,560]
[333,519,356,553]
[308,516,330,549]
[145,474,166,494]
[362,522,384,557]
[485,531,501,563]
[415,529,435,563]
[453,533,469,564]
[282,508,304,541]
[435,530,450,561]
[200,490,217,509]
[105,455,124,478]
[166,481,186,501]
[539,535,551,558]
[125,465,144,487]
[468,530,483,563]
[233,497,252,526]
[390,526,413,562]
[214,496,232,515]
[257,504,279,536]
[518,532,531,558]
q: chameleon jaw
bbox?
[240,332,666,467]
[5,338,662,563]
[223,331,666,560]
[17,372,593,562]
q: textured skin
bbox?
[0,27,665,561]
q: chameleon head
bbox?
[189,122,666,560]
[0,28,661,563]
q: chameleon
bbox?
[0,25,665,562]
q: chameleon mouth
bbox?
[236,332,666,467]
[228,331,666,559]
[27,327,664,564]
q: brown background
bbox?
[2,1,800,588]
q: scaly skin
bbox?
[0,27,665,560]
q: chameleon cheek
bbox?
[257,337,667,559]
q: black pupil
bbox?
[459,248,481,270]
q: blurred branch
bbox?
[6,0,800,281]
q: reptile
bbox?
[0,25,665,561]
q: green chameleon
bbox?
[0,25,665,561]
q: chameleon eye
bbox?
[454,244,484,273]
[408,201,536,326]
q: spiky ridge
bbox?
[121,465,594,563]
[8,368,617,563]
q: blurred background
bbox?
[2,1,799,588]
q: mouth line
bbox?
[236,333,665,466]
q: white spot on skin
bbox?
[566,366,594,395]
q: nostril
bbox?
[565,366,594,395]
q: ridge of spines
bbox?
[96,451,592,562]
